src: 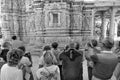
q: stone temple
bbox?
[0,0,120,48]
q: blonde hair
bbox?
[43,51,53,65]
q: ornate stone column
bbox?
[109,7,116,39]
[101,11,106,39]
[91,9,95,39]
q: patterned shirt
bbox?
[36,65,60,80]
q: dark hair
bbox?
[102,39,114,50]
[75,42,80,50]
[7,49,23,66]
[91,39,98,47]
[24,52,32,67]
[51,42,58,49]
[69,42,75,49]
[65,45,69,51]
[43,45,51,51]
[87,39,98,48]
[12,36,17,40]
[18,46,26,52]
[2,42,11,48]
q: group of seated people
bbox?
[1,36,120,80]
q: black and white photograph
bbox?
[0,0,120,80]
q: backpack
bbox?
[44,67,58,80]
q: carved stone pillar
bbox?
[91,9,95,39]
[109,7,116,39]
[101,11,105,39]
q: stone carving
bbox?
[1,0,26,40]
[82,11,92,31]
[0,0,103,48]
[114,14,120,40]
[94,15,102,37]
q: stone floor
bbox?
[31,55,89,80]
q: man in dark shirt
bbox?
[91,38,118,80]
[59,42,83,80]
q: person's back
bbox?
[36,51,60,80]
[51,42,61,65]
[60,48,83,80]
[92,51,118,79]
[1,64,23,80]
[36,65,60,80]
[114,42,120,80]
[1,49,23,80]
[91,38,118,80]
[51,49,61,65]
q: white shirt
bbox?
[1,64,23,80]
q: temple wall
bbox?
[43,2,71,46]
[0,0,26,41]
[0,0,99,48]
